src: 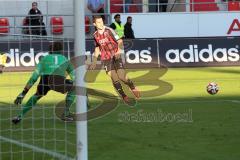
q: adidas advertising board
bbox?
[85,39,159,69]
[158,37,240,67]
[1,39,158,71]
[1,37,240,71]
[0,40,71,71]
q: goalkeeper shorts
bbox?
[36,75,73,96]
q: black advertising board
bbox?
[1,37,240,71]
[0,40,70,71]
[2,39,159,71]
[158,37,240,67]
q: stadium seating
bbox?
[190,0,219,11]
[110,0,123,13]
[131,0,142,12]
[0,18,9,34]
[50,17,63,34]
[22,17,29,34]
[129,5,139,13]
[50,16,90,34]
[228,1,240,11]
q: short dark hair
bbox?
[127,16,132,20]
[49,41,63,54]
[32,2,38,6]
[93,15,103,23]
[114,14,120,19]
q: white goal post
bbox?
[74,0,88,160]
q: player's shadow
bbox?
[53,56,173,120]
[0,101,11,105]
[54,87,137,121]
[125,65,173,98]
[67,55,173,98]
[85,65,173,99]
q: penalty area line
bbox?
[0,135,73,160]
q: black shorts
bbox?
[103,57,124,73]
[36,75,73,96]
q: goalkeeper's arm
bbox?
[14,66,40,105]
[66,62,75,81]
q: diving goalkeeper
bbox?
[12,42,75,124]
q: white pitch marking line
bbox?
[0,135,73,160]
[138,99,240,105]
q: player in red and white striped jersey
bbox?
[89,16,140,105]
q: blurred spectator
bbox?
[87,0,105,21]
[110,14,124,39]
[149,0,168,12]
[124,16,135,39]
[27,2,47,35]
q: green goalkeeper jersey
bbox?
[26,52,75,87]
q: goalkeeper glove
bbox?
[14,93,25,105]
[14,88,29,105]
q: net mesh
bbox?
[0,34,76,160]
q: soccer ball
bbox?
[206,82,219,95]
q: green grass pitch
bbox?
[0,67,240,160]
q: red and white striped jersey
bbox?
[93,26,120,60]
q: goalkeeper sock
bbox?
[113,81,126,98]
[65,91,75,116]
[123,79,135,90]
[18,95,41,118]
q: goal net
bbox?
[0,34,76,160]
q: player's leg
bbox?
[12,76,50,124]
[62,80,92,121]
[47,75,76,121]
[62,79,76,121]
[116,69,140,99]
[12,94,44,124]
[114,58,140,99]
[104,59,129,103]
[13,93,44,121]
[61,90,75,122]
[107,70,126,97]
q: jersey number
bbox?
[54,56,58,65]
